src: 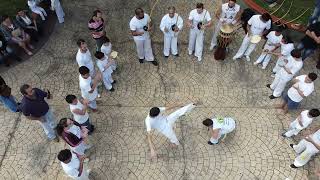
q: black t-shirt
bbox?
[301,22,320,49]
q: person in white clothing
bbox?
[129,8,158,66]
[268,36,295,74]
[65,94,95,133]
[56,118,92,156]
[94,51,116,92]
[279,73,317,114]
[146,103,196,158]
[100,36,116,71]
[210,0,241,50]
[58,149,90,180]
[254,29,283,69]
[51,0,65,23]
[282,109,320,138]
[160,6,183,58]
[27,0,47,21]
[187,3,212,61]
[202,116,236,145]
[76,39,95,77]
[233,13,272,61]
[289,129,320,168]
[79,66,101,112]
[267,49,303,99]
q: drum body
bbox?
[214,24,234,61]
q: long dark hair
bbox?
[56,118,68,136]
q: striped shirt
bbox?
[88,18,104,39]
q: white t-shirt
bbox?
[294,110,313,130]
[67,124,82,138]
[278,57,303,81]
[61,152,80,178]
[101,43,112,56]
[69,100,89,124]
[212,117,235,134]
[160,13,184,37]
[76,49,94,73]
[247,15,271,35]
[145,107,167,132]
[129,13,150,41]
[188,9,212,29]
[288,75,314,102]
[96,57,113,75]
[79,75,98,101]
[220,3,240,23]
[280,42,294,57]
[266,31,283,46]
[312,129,320,144]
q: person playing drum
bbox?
[209,0,241,50]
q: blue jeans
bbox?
[80,118,94,134]
[297,43,315,61]
[309,5,320,25]
[40,108,57,140]
[0,95,18,112]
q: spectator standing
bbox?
[297,22,320,61]
[88,10,105,51]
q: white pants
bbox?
[70,141,90,156]
[209,119,236,144]
[293,139,319,167]
[188,28,204,58]
[270,73,290,97]
[163,35,178,56]
[284,120,302,137]
[54,1,65,23]
[102,73,113,90]
[255,44,276,68]
[210,21,222,47]
[31,7,47,20]
[134,38,154,61]
[161,103,196,145]
[72,168,90,180]
[272,56,286,73]
[234,34,257,58]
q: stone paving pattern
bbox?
[0,0,320,179]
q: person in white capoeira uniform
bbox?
[209,0,241,50]
[254,28,283,69]
[282,109,320,138]
[202,116,236,145]
[233,13,271,61]
[290,129,320,168]
[268,36,295,75]
[267,49,303,99]
[145,103,196,158]
[129,8,158,66]
[187,3,212,61]
[160,6,183,58]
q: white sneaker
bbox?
[197,56,202,61]
[232,55,240,60]
[209,44,215,51]
[97,94,101,98]
[253,61,259,65]
[245,56,250,62]
[261,66,267,69]
[188,51,193,55]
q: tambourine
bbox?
[171,24,177,31]
[197,22,203,30]
[143,25,148,31]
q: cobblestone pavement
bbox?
[0,0,320,179]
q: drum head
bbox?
[111,51,118,59]
[250,35,261,44]
[220,24,234,34]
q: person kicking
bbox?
[145,103,196,159]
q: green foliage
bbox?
[0,0,28,17]
[253,0,314,25]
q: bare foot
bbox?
[169,143,178,148]
[91,108,98,112]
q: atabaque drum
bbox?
[214,24,235,61]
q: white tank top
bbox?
[70,101,89,124]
